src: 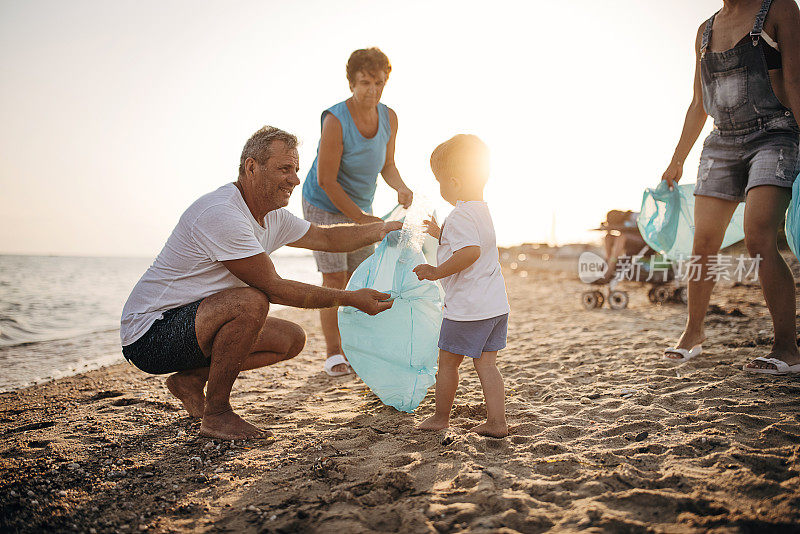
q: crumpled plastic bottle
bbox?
[637,181,745,261]
[337,201,443,412]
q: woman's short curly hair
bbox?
[346,47,392,84]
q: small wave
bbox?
[0,326,120,349]
[0,351,125,393]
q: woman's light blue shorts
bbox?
[438,313,508,359]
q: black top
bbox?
[735,34,782,69]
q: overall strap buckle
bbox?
[750,0,774,45]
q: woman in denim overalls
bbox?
[662,0,800,373]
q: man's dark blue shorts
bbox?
[122,299,209,374]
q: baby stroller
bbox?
[581,210,687,310]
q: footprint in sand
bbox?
[6,421,56,435]
[88,390,124,401]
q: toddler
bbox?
[413,134,510,438]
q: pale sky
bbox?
[0,0,726,256]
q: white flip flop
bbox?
[323,354,352,377]
[664,345,703,362]
[743,357,800,375]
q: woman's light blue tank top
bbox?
[302,100,391,215]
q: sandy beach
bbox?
[2,265,800,533]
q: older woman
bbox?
[662,0,800,374]
[302,47,413,376]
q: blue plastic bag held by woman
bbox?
[785,173,800,260]
[338,204,443,412]
[637,181,745,261]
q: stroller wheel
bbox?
[609,290,629,310]
[595,291,605,307]
[582,290,601,310]
[674,286,688,305]
[652,286,671,304]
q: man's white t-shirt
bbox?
[437,200,510,321]
[120,183,311,346]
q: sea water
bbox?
[0,253,319,391]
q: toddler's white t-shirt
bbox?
[437,200,510,321]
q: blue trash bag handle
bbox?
[637,180,683,255]
[340,237,399,316]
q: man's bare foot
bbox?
[470,420,508,438]
[199,410,273,440]
[166,373,206,418]
[416,415,449,431]
[665,330,706,360]
[743,347,800,371]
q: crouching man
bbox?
[120,126,400,439]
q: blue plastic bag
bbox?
[338,230,443,413]
[637,181,745,261]
[785,173,800,261]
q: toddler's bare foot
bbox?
[470,420,508,438]
[166,372,206,418]
[199,410,273,440]
[416,415,449,431]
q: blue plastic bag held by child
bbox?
[338,204,443,412]
[785,173,800,260]
[637,181,745,261]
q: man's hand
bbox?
[380,221,403,240]
[423,216,441,240]
[413,263,439,281]
[662,158,683,191]
[348,288,393,315]
[397,187,413,208]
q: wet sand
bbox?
[2,266,800,533]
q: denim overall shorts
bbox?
[696,0,800,202]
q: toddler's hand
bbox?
[423,216,441,240]
[413,263,439,281]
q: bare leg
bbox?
[470,351,508,438]
[742,186,800,370]
[174,288,305,439]
[606,233,627,267]
[417,350,463,431]
[166,369,208,418]
[669,196,739,357]
[167,315,306,421]
[599,233,627,283]
[603,233,614,260]
[320,271,349,373]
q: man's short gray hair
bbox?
[238,126,298,177]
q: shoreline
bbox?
[2,267,800,532]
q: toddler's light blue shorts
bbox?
[438,313,508,359]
